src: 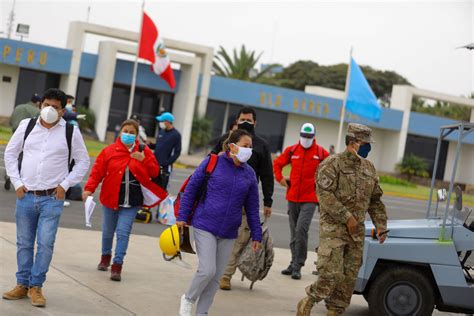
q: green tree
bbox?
[396,154,429,181]
[76,106,96,134]
[411,96,472,122]
[264,61,411,107]
[213,45,279,81]
[190,116,212,153]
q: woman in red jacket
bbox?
[83,119,167,281]
[273,123,329,280]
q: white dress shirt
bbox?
[4,118,90,191]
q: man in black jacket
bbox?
[213,107,274,290]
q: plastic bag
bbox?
[158,195,176,225]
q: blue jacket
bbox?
[177,153,262,242]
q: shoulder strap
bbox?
[24,117,37,142]
[198,154,220,202]
[65,123,74,171]
[205,153,219,175]
[18,118,38,173]
[288,144,299,158]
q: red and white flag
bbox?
[138,12,176,89]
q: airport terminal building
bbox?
[0,22,473,185]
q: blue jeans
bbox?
[102,206,139,264]
[15,193,64,287]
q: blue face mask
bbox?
[120,133,136,145]
[357,143,372,158]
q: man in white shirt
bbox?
[2,88,90,307]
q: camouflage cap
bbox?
[347,123,375,143]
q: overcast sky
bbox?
[1,0,473,97]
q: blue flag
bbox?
[346,57,381,121]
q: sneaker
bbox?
[63,201,71,207]
[179,294,193,316]
[2,285,28,300]
[28,287,46,307]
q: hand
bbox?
[77,114,86,120]
[131,151,145,162]
[279,178,288,188]
[55,185,66,200]
[16,186,27,199]
[377,229,387,244]
[263,206,272,218]
[82,191,92,201]
[346,216,358,236]
[176,221,186,230]
[252,241,261,252]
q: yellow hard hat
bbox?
[159,224,181,261]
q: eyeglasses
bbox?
[42,102,62,111]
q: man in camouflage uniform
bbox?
[296,123,388,316]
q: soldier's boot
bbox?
[327,309,341,316]
[219,277,231,290]
[296,296,316,316]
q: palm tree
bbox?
[212,45,280,82]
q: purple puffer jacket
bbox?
[177,153,262,242]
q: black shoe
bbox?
[281,265,293,275]
[291,268,301,280]
[4,177,11,191]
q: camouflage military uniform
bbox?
[297,123,387,315]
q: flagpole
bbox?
[336,47,353,153]
[127,0,145,119]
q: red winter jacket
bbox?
[273,141,329,203]
[84,138,168,210]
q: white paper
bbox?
[84,196,96,227]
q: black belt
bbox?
[28,188,56,196]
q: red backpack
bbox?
[174,154,219,224]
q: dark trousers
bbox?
[156,166,171,191]
[288,201,317,269]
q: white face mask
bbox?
[40,106,59,124]
[231,143,253,163]
[300,137,314,149]
[159,122,167,130]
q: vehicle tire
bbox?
[367,266,435,316]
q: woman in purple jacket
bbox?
[177,129,262,316]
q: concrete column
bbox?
[386,85,413,172]
[89,42,118,142]
[470,108,474,122]
[172,58,200,155]
[60,22,85,95]
[195,48,214,117]
[0,64,19,117]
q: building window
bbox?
[404,134,449,180]
[75,78,92,108]
[108,84,173,137]
[14,68,60,106]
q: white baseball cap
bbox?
[300,123,315,138]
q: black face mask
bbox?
[357,143,372,158]
[237,121,255,134]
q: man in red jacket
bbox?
[273,123,329,280]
